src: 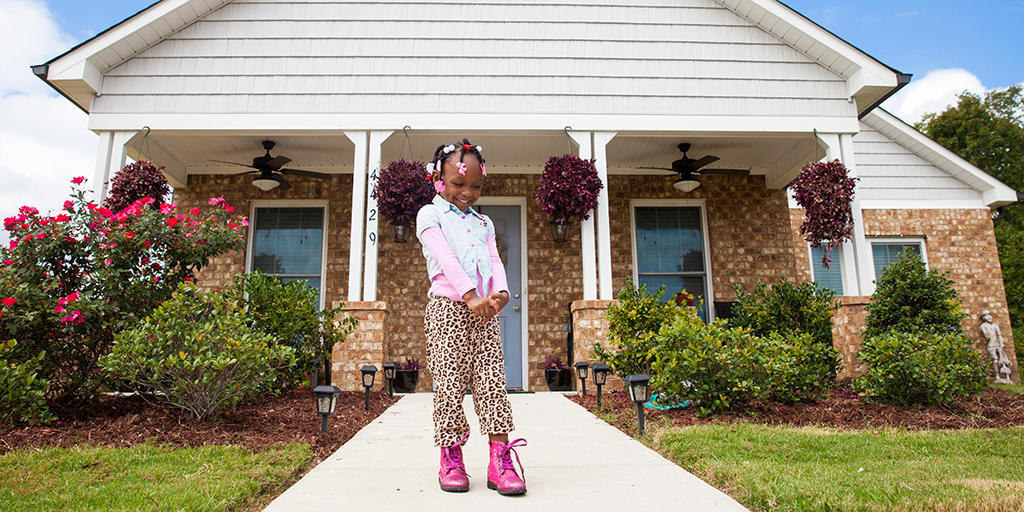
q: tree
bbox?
[917,86,1024,338]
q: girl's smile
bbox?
[434,153,484,212]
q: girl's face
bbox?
[434,153,484,212]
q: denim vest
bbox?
[417,195,495,296]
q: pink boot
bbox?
[487,438,527,495]
[438,433,470,492]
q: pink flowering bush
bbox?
[0,176,248,403]
[536,155,603,224]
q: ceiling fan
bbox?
[634,143,749,192]
[208,140,332,191]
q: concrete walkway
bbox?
[263,392,749,511]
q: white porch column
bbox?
[593,132,616,300]
[838,133,874,296]
[568,131,596,300]
[345,131,368,302]
[362,130,393,302]
[816,132,870,297]
[91,130,133,202]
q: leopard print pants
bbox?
[425,293,516,447]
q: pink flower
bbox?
[434,180,446,193]
[125,231,135,238]
[159,203,177,215]
[3,217,15,228]
[3,260,12,265]
[35,233,46,240]
[54,214,71,222]
[191,208,202,215]
[19,206,39,215]
[67,291,80,302]
[8,240,17,250]
[2,298,16,307]
[86,204,97,211]
[225,206,234,213]
[166,217,179,227]
[63,200,74,211]
[103,259,112,265]
[241,217,249,227]
[55,305,64,314]
[143,240,151,249]
[142,197,155,205]
[208,196,226,206]
[71,176,85,184]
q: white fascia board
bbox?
[87,112,862,134]
[863,109,1019,207]
[44,0,227,104]
[717,0,898,103]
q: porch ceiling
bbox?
[132,129,821,190]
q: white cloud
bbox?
[881,68,987,125]
[0,0,97,246]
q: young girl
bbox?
[415,139,527,496]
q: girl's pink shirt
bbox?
[420,226,508,301]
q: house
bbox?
[35,0,1019,391]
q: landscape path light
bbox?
[360,365,378,411]
[313,385,342,433]
[625,374,651,435]
[382,362,397,399]
[590,362,609,407]
[574,361,590,396]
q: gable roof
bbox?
[35,0,904,117]
[861,108,1019,208]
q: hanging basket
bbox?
[536,155,602,240]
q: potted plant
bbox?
[535,154,603,242]
[371,159,435,243]
[790,159,859,268]
[543,356,573,391]
[393,357,426,393]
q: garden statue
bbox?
[979,310,1013,384]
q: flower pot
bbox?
[544,368,573,391]
[392,223,411,243]
[550,221,570,243]
[393,369,420,393]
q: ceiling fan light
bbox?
[253,177,280,191]
[673,177,701,193]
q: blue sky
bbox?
[1,0,1022,240]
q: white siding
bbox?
[853,122,982,203]
[92,0,855,118]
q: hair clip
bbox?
[463,144,472,150]
[444,145,455,154]
[476,146,482,152]
[456,162,467,175]
[426,162,434,173]
[434,180,446,193]
[481,163,487,176]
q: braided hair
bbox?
[430,138,486,179]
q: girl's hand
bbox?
[489,291,510,314]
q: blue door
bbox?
[476,205,524,390]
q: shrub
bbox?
[101,284,297,421]
[595,280,686,378]
[103,160,170,213]
[0,177,247,402]
[651,310,762,417]
[0,340,55,426]
[227,271,356,390]
[853,330,987,406]
[732,278,840,387]
[864,248,966,338]
[754,332,839,403]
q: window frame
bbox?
[868,237,928,282]
[808,243,849,296]
[629,199,715,319]
[246,200,330,310]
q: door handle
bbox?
[513,305,521,312]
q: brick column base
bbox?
[332,301,389,391]
[571,300,623,390]
[833,296,870,380]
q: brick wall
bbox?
[333,301,388,392]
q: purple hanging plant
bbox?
[371,159,435,225]
[535,155,603,224]
[791,159,859,268]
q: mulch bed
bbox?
[568,383,1024,435]
[0,390,399,462]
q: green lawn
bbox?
[656,423,1024,511]
[0,442,313,512]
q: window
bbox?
[249,206,327,304]
[870,239,925,279]
[810,245,844,295]
[632,204,711,319]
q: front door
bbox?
[476,205,524,390]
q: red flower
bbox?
[3,260,12,265]
[2,297,17,307]
[71,176,86,184]
[143,240,151,249]
[63,200,74,211]
[166,217,179,227]
[125,231,135,238]
[190,208,202,215]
